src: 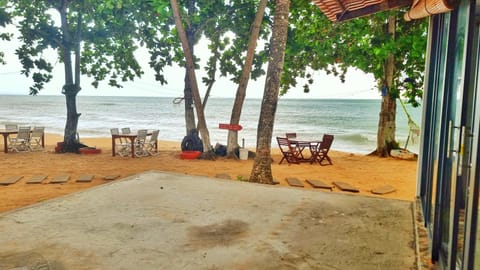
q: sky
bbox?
[0,29,380,100]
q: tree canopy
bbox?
[10,0,153,151]
[3,0,427,155]
[147,0,269,96]
[285,3,427,156]
[286,3,427,105]
[0,0,11,65]
[148,0,272,152]
[12,0,148,95]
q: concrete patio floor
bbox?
[0,171,416,270]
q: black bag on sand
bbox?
[214,143,227,156]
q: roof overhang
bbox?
[312,0,457,22]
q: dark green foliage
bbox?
[12,0,148,94]
[10,0,155,152]
[0,2,12,66]
[147,0,271,91]
[285,3,427,105]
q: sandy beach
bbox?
[0,133,418,213]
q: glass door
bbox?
[420,0,479,268]
[433,0,470,266]
[462,2,480,268]
[419,14,450,259]
[439,0,476,267]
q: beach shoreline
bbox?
[0,96,422,154]
[0,133,418,213]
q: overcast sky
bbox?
[0,30,379,99]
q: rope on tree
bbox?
[399,98,420,149]
[172,97,184,104]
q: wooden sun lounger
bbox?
[49,175,70,184]
[306,179,333,190]
[333,181,359,193]
[285,177,304,187]
[0,176,23,185]
[371,185,396,195]
[26,175,47,184]
[103,175,120,180]
[77,174,95,183]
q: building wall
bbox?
[418,0,480,268]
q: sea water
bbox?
[0,95,422,154]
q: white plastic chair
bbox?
[5,124,18,151]
[10,126,31,152]
[134,129,148,157]
[29,126,44,151]
[144,130,159,156]
[110,128,130,157]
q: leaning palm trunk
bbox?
[250,0,290,184]
[183,8,197,134]
[170,0,214,158]
[226,0,268,158]
[183,71,196,133]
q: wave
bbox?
[336,133,375,144]
[95,103,119,106]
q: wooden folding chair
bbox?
[285,133,297,139]
[276,137,301,164]
[311,134,334,165]
[285,133,306,159]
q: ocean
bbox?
[0,95,422,154]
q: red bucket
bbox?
[180,151,201,159]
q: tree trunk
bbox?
[250,0,290,184]
[183,1,196,134]
[202,77,215,110]
[376,93,397,156]
[375,15,397,157]
[170,0,214,158]
[226,0,268,158]
[60,1,81,153]
[184,71,196,133]
[201,46,220,110]
[63,87,81,152]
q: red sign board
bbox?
[219,123,243,131]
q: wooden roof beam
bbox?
[336,0,413,21]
